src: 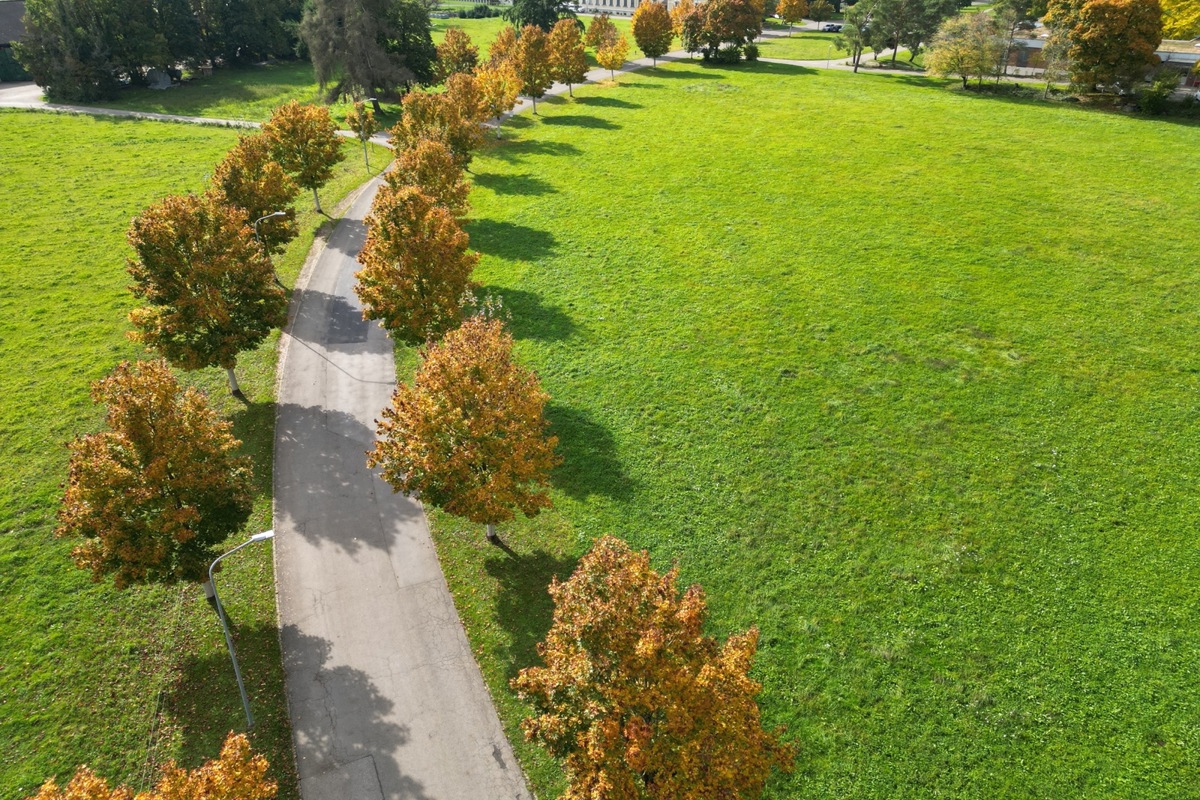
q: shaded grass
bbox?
[423,63,1200,799]
[756,30,849,60]
[0,108,387,799]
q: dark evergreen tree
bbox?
[301,0,435,98]
[503,0,577,32]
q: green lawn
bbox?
[756,30,848,60]
[0,109,386,799]
[422,64,1200,799]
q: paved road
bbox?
[273,179,531,800]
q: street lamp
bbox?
[209,530,275,729]
[253,211,288,245]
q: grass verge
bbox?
[418,62,1200,800]
[0,108,388,800]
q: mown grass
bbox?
[756,30,848,60]
[419,63,1200,799]
[0,108,387,800]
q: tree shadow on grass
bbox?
[646,67,726,80]
[484,547,580,679]
[471,172,558,196]
[546,404,635,501]
[467,219,556,262]
[541,115,621,130]
[487,136,583,163]
[230,400,274,499]
[477,286,577,341]
[574,95,643,108]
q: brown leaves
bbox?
[56,360,253,588]
[514,24,555,102]
[475,60,522,127]
[631,2,675,61]
[126,192,287,373]
[355,184,478,342]
[28,733,275,800]
[436,26,480,83]
[390,80,486,170]
[261,101,346,195]
[548,18,589,89]
[387,137,472,219]
[208,132,299,256]
[368,316,560,526]
[512,536,795,800]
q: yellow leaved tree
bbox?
[548,18,589,95]
[632,1,675,64]
[597,33,631,80]
[368,315,560,542]
[261,101,346,214]
[387,137,471,219]
[512,536,795,800]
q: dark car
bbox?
[821,23,843,32]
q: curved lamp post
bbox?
[209,530,275,729]
[253,210,288,245]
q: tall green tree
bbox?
[301,0,435,100]
[836,0,875,71]
[503,0,578,32]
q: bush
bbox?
[710,44,744,63]
[1140,70,1180,115]
[456,5,502,18]
[744,42,759,61]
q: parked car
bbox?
[821,23,843,32]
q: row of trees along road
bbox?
[351,53,794,797]
[17,0,302,101]
[924,0,1164,96]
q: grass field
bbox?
[0,109,386,799]
[756,30,848,60]
[418,64,1200,799]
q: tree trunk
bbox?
[569,82,574,96]
[495,115,503,138]
[853,47,861,72]
[312,186,322,214]
[371,97,382,114]
[891,46,898,65]
[226,367,242,396]
[486,523,498,542]
[362,139,370,170]
[962,74,968,89]
[532,94,538,114]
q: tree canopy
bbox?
[436,27,481,83]
[262,101,347,212]
[632,2,675,63]
[208,133,300,256]
[512,535,795,800]
[1046,0,1162,90]
[503,0,578,31]
[514,24,555,112]
[926,11,1006,87]
[368,315,560,536]
[548,18,589,94]
[388,137,472,218]
[56,360,254,589]
[126,193,288,382]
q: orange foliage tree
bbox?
[28,733,275,800]
[355,184,478,342]
[387,137,471,218]
[475,60,522,137]
[597,33,631,79]
[436,26,480,82]
[391,82,486,168]
[548,18,588,96]
[632,2,675,64]
[515,23,554,113]
[56,360,253,589]
[344,100,381,170]
[489,23,520,65]
[261,100,346,213]
[208,133,299,256]
[368,315,560,541]
[126,193,288,394]
[1046,0,1162,91]
[585,12,620,48]
[512,535,795,800]
[776,0,809,33]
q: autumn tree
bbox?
[684,0,765,60]
[489,24,520,65]
[475,60,523,136]
[597,32,631,78]
[1046,0,1162,91]
[585,12,620,49]
[1163,0,1200,37]
[514,23,555,113]
[809,0,835,26]
[632,2,675,64]
[345,100,381,169]
[56,360,254,590]
[368,315,560,542]
[387,137,472,218]
[28,733,274,800]
[925,11,1005,87]
[127,194,288,394]
[548,18,589,96]
[355,184,479,342]
[262,101,347,214]
[776,0,809,33]
[391,82,486,168]
[512,536,795,800]
[208,133,299,256]
[436,26,480,83]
